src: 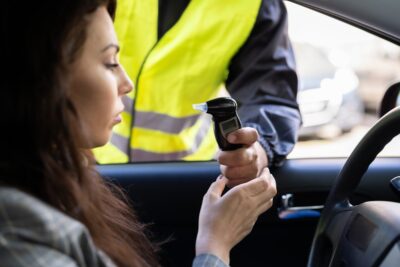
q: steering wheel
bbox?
[307,106,400,267]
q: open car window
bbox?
[287,2,400,159]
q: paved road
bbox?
[289,114,400,158]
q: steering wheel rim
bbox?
[307,106,400,267]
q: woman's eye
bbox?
[105,63,119,70]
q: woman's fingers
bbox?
[196,168,276,260]
[226,168,276,218]
[240,168,275,197]
[206,176,228,199]
[255,198,274,216]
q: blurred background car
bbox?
[294,43,364,139]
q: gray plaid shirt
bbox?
[0,187,227,267]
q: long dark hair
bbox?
[2,1,159,266]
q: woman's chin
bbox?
[82,135,110,149]
[92,139,109,149]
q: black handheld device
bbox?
[193,97,242,151]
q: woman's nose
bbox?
[118,65,134,95]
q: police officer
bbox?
[94,0,301,185]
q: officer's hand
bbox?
[217,127,269,187]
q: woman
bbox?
[0,0,276,266]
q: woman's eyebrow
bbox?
[101,43,120,53]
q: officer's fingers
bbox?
[227,127,259,146]
[219,165,244,186]
[226,177,253,188]
[221,164,257,187]
[222,164,258,182]
[217,147,257,167]
[225,167,276,188]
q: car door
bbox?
[97,1,400,266]
[98,159,400,267]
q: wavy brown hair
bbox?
[2,0,159,266]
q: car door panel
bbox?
[97,157,400,266]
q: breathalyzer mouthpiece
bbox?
[192,103,208,113]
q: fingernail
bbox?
[216,175,223,181]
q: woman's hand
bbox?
[195,168,276,265]
[217,127,268,187]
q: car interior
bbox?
[97,0,400,266]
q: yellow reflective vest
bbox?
[94,0,262,163]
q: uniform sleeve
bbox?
[192,254,229,267]
[226,0,301,167]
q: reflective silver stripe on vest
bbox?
[110,132,129,153]
[134,111,201,134]
[130,115,213,161]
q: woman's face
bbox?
[69,7,133,148]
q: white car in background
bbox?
[295,43,364,138]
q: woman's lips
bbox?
[113,114,122,124]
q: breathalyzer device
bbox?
[193,97,243,151]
